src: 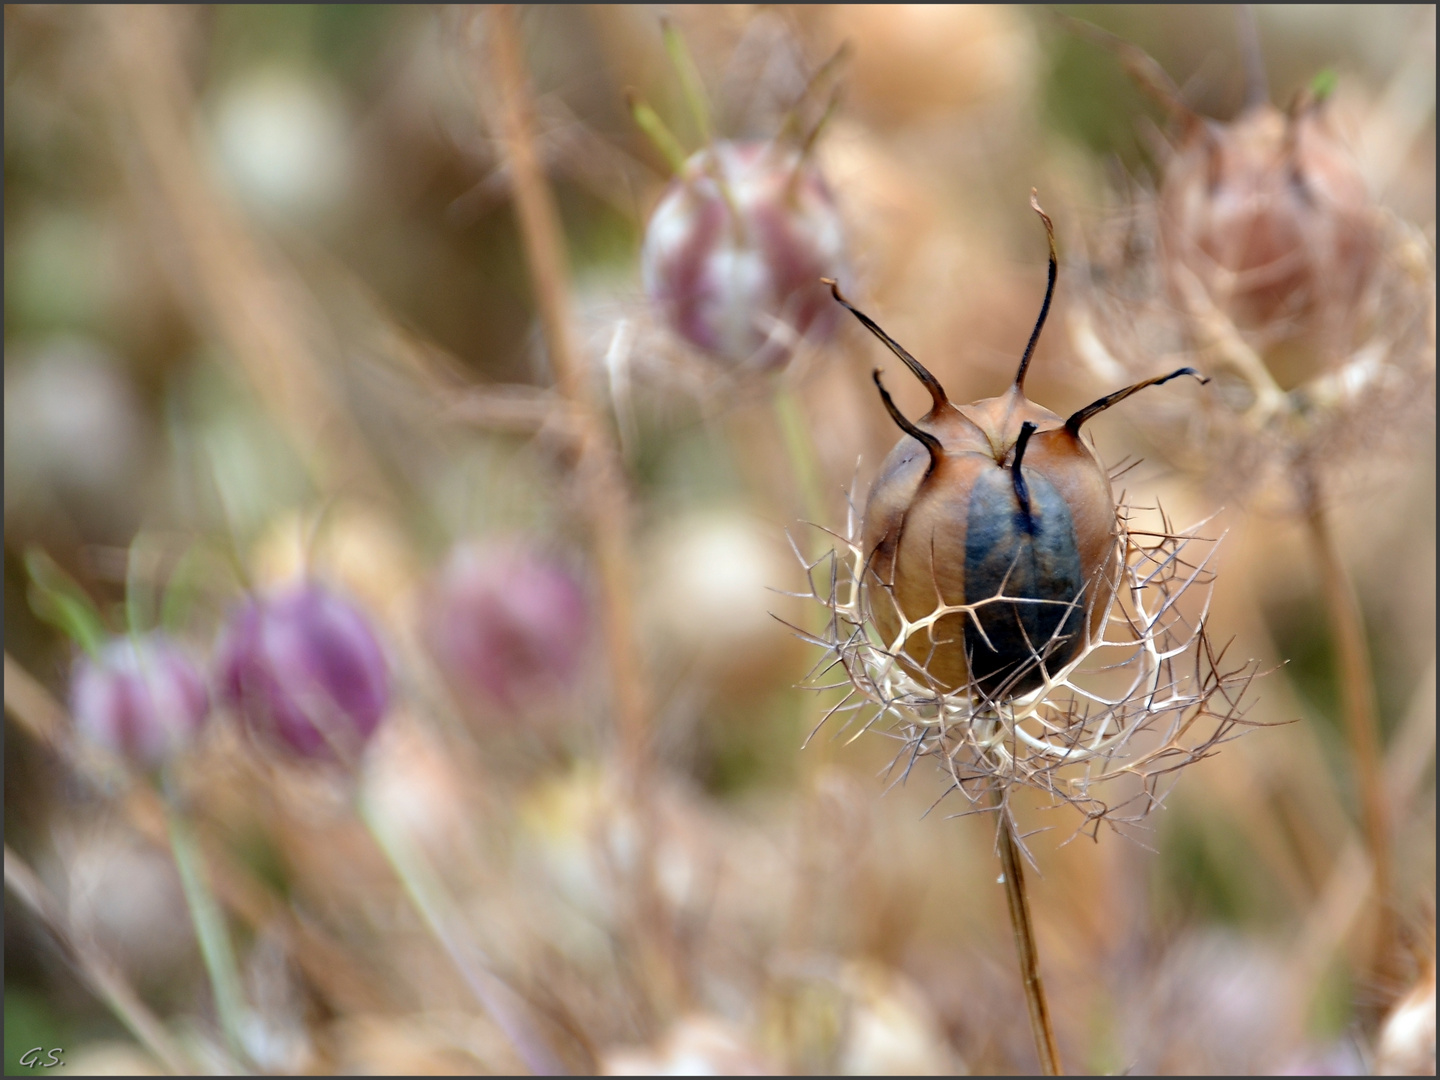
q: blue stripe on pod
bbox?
[964,466,1086,697]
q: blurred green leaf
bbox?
[1309,68,1339,102]
[23,548,105,659]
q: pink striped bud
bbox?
[70,635,210,768]
[216,581,389,762]
[642,141,846,369]
[425,542,588,712]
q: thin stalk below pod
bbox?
[773,384,826,527]
[163,791,253,1068]
[1303,480,1395,994]
[997,816,1063,1075]
[360,794,567,1076]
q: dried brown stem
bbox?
[480,5,683,1017]
[996,815,1063,1076]
[1302,480,1396,992]
[481,4,650,782]
[5,844,193,1075]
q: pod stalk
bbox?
[998,817,1064,1075]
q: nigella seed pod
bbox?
[836,196,1205,699]
[69,634,210,768]
[216,581,389,762]
[1158,97,1378,355]
[642,140,845,369]
[425,541,588,712]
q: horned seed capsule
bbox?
[833,195,1205,700]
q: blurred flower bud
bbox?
[4,337,147,540]
[217,581,390,762]
[209,69,352,222]
[642,141,846,369]
[425,541,588,712]
[1159,101,1380,373]
[69,634,210,768]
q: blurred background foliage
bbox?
[4,5,1434,1075]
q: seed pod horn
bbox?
[1066,367,1209,434]
[1013,192,1058,392]
[824,278,948,414]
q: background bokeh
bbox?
[5,5,1434,1074]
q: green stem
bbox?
[660,17,713,146]
[772,384,827,528]
[358,793,566,1075]
[627,92,688,174]
[163,794,252,1067]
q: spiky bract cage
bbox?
[787,496,1261,847]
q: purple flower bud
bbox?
[216,581,389,761]
[425,542,588,711]
[642,141,846,369]
[69,634,210,768]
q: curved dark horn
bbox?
[1011,421,1037,526]
[1065,368,1209,435]
[873,369,942,470]
[1014,192,1057,392]
[827,279,948,413]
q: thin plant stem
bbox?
[627,92,688,174]
[480,4,650,785]
[481,5,688,1018]
[997,816,1063,1076]
[162,790,253,1067]
[1302,478,1395,988]
[359,793,567,1076]
[772,384,827,530]
[661,17,715,146]
[4,845,193,1076]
